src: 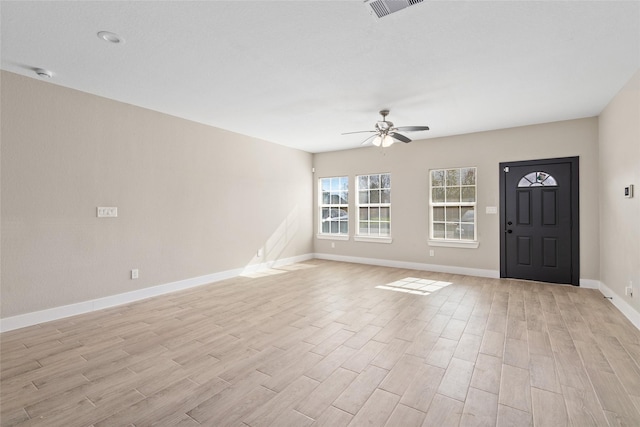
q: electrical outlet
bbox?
[429,250,435,257]
[131,269,139,279]
[628,280,634,297]
[257,248,263,257]
[331,242,335,249]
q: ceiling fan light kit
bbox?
[372,134,394,147]
[343,109,429,148]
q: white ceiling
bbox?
[2,1,639,153]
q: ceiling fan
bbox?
[342,109,430,147]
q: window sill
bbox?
[316,234,350,241]
[354,236,393,244]
[428,239,479,249]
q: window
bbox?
[518,171,557,187]
[319,176,349,237]
[430,167,477,246]
[356,173,391,241]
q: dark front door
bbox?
[500,157,579,285]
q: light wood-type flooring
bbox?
[3,259,640,426]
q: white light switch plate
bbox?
[97,207,118,217]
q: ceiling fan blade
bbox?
[394,126,430,132]
[360,134,377,145]
[341,130,376,135]
[390,132,412,143]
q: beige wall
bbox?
[312,118,600,280]
[598,69,640,309]
[1,71,313,318]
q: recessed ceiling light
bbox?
[97,31,124,44]
[35,68,52,78]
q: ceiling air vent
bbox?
[367,0,424,19]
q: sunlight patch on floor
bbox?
[376,277,452,296]
[240,262,317,278]
[240,269,288,278]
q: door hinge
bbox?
[503,166,510,172]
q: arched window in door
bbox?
[517,171,558,187]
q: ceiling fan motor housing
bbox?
[376,120,393,132]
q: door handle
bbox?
[506,230,513,233]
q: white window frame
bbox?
[317,176,349,240]
[429,167,478,248]
[355,172,392,244]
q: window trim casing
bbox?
[428,167,478,249]
[355,172,392,243]
[317,175,350,239]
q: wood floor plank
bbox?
[341,340,386,374]
[503,337,529,369]
[384,403,426,427]
[437,357,475,402]
[346,388,399,427]
[553,349,591,390]
[441,318,468,341]
[453,333,483,362]
[192,385,273,426]
[531,387,568,427]
[496,404,532,427]
[268,408,315,427]
[294,367,357,419]
[378,354,424,397]
[333,365,389,415]
[93,377,201,427]
[256,341,315,377]
[425,337,458,369]
[506,317,528,340]
[561,384,609,427]
[260,350,324,393]
[308,334,358,374]
[422,393,464,426]
[460,387,498,427]
[399,363,445,412]
[343,324,383,350]
[470,353,502,395]
[464,315,488,337]
[242,374,319,427]
[529,353,561,393]
[314,405,353,427]
[405,330,439,358]
[480,330,505,358]
[595,334,640,397]
[585,366,640,422]
[498,364,532,413]
[187,369,269,424]
[369,338,410,371]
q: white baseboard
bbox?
[599,281,640,330]
[579,278,601,289]
[313,253,501,279]
[0,253,314,333]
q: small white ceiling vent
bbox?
[367,0,423,19]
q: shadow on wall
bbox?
[240,205,300,277]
